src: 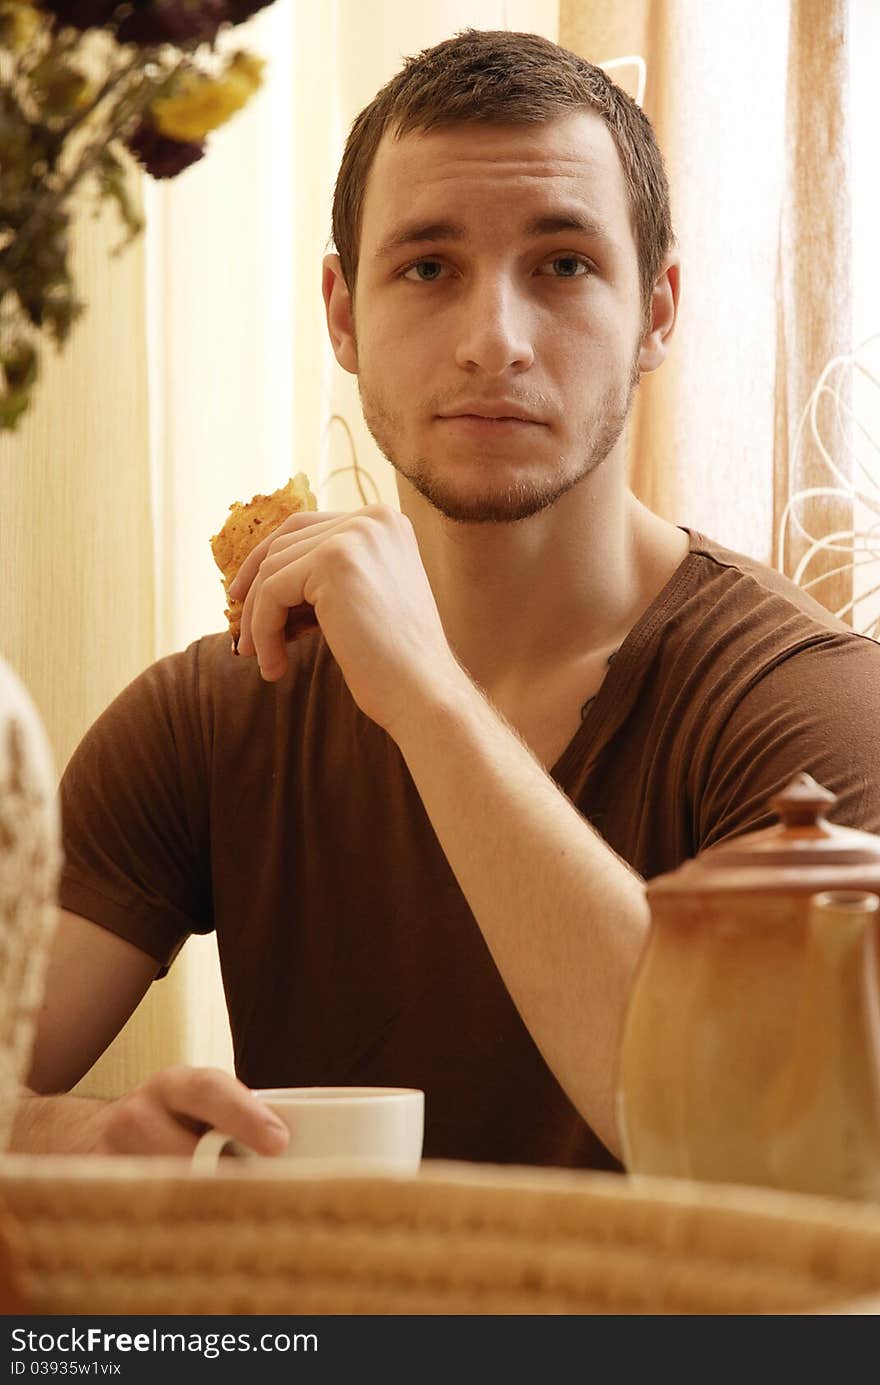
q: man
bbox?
[13,30,880,1167]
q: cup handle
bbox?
[191,1128,239,1172]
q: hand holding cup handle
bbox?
[191,1086,425,1175]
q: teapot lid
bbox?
[647,773,880,899]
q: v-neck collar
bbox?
[549,527,701,787]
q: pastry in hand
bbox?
[210,473,318,649]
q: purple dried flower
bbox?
[116,0,228,46]
[37,0,275,41]
[223,0,275,21]
[37,0,231,44]
[36,0,122,29]
[125,117,205,178]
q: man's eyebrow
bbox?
[374,221,462,259]
[524,212,616,248]
[373,210,615,259]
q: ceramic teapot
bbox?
[616,772,880,1200]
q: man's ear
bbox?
[322,253,358,374]
[637,252,680,374]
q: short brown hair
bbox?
[331,29,674,324]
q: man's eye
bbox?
[538,255,592,278]
[401,260,448,282]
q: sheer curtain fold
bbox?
[0,188,190,1097]
[560,0,852,584]
[774,0,853,615]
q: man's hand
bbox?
[14,1068,290,1157]
[94,1067,290,1156]
[229,505,465,734]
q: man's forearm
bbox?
[10,1088,108,1154]
[390,668,650,1158]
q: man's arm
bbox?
[390,672,648,1157]
[28,909,159,1094]
[233,505,650,1157]
[14,909,289,1157]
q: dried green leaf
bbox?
[30,53,92,120]
[0,337,37,423]
[1,335,38,390]
[0,205,75,335]
[29,276,83,345]
[94,146,144,253]
[0,105,41,204]
[0,374,35,430]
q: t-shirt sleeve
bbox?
[58,640,213,974]
[693,631,880,850]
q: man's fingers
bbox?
[228,510,347,600]
[147,1066,289,1156]
[237,522,350,659]
[95,1064,292,1157]
[239,556,313,676]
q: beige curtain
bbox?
[849,0,880,639]
[0,189,190,1094]
[560,0,853,602]
[774,1,852,615]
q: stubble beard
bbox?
[357,352,643,525]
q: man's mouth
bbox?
[437,398,547,426]
[438,415,543,431]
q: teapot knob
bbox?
[769,773,838,830]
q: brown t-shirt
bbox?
[59,529,880,1170]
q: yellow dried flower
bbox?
[0,0,44,51]
[150,52,265,144]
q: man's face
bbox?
[331,111,657,524]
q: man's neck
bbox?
[398,467,689,695]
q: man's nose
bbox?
[453,278,535,374]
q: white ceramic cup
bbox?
[191,1085,425,1175]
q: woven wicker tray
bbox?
[2,1155,880,1315]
